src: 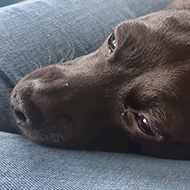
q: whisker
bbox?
[16,75,23,80]
[29,61,40,70]
[61,40,73,63]
[57,47,65,63]
[67,39,75,62]
[35,57,42,68]
[47,48,52,65]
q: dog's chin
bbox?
[14,122,66,146]
[12,120,105,150]
[16,125,85,149]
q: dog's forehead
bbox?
[127,9,190,30]
[116,9,190,51]
[111,10,190,74]
[116,9,190,93]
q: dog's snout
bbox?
[10,57,114,142]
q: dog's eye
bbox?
[108,33,116,52]
[136,114,153,136]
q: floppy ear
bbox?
[165,0,190,10]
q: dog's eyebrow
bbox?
[125,86,162,111]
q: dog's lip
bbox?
[44,115,76,131]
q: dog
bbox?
[10,0,190,159]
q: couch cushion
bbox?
[0,131,189,190]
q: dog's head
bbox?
[11,10,190,159]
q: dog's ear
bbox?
[166,0,190,10]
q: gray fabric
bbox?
[1,0,189,190]
[0,131,190,190]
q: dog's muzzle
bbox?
[10,70,77,132]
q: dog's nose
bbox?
[11,83,45,128]
[14,109,27,122]
[11,101,29,126]
[11,101,44,128]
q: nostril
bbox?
[13,93,17,98]
[15,110,26,122]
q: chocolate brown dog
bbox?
[10,0,190,159]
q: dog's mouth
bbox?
[11,90,137,152]
[10,77,116,147]
[11,106,76,133]
[11,98,79,143]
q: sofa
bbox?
[0,0,189,189]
